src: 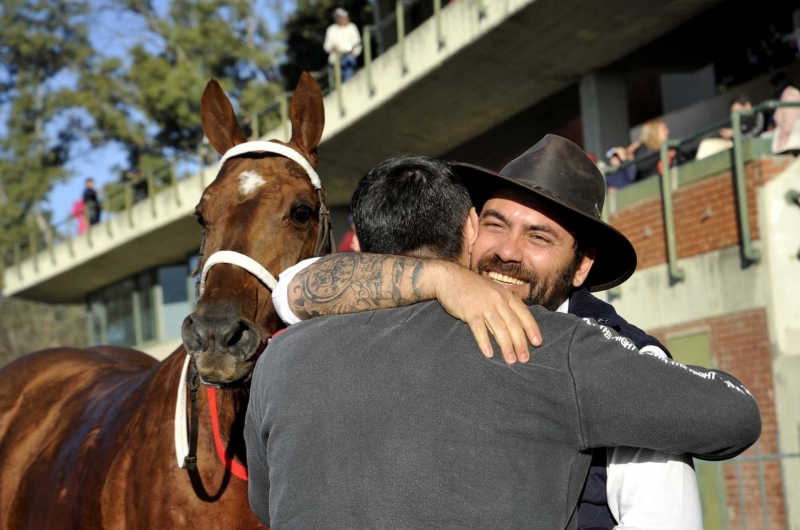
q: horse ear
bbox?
[289,72,325,166]
[201,79,248,156]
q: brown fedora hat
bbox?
[452,134,637,292]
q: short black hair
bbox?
[351,155,472,261]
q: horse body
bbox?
[0,72,327,528]
[0,346,261,529]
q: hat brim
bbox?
[452,162,637,292]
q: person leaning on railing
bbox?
[718,94,765,140]
[625,118,684,177]
[602,147,638,191]
[324,8,362,83]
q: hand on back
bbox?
[432,263,541,364]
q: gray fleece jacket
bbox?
[245,302,761,530]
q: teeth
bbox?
[487,271,525,286]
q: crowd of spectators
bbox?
[599,72,800,192]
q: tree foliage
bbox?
[0,0,284,249]
[0,0,94,248]
[84,0,284,172]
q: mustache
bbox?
[475,255,538,285]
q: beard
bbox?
[475,253,581,311]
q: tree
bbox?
[84,0,284,173]
[282,0,373,90]
[0,0,94,249]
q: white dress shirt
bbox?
[274,259,703,529]
[323,22,362,64]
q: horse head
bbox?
[181,73,327,387]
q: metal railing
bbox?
[252,0,486,132]
[732,100,800,265]
[694,437,800,530]
[604,100,800,286]
[0,160,182,286]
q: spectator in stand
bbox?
[82,178,101,226]
[70,200,88,235]
[718,95,766,140]
[323,8,362,83]
[626,118,679,177]
[604,146,638,190]
[771,72,800,153]
[337,213,361,252]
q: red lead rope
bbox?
[204,332,286,482]
[206,386,249,481]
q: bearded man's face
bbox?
[468,190,590,311]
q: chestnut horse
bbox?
[0,73,330,529]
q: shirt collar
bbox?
[556,299,569,314]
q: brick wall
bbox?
[650,309,784,530]
[609,157,792,270]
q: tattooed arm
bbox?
[289,253,433,319]
[286,253,541,363]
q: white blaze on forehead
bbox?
[238,170,266,196]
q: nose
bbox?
[181,313,262,385]
[182,312,261,362]
[495,234,525,263]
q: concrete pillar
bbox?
[760,157,800,529]
[579,72,630,160]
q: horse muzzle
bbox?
[181,311,262,385]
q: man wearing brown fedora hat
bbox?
[267,137,716,529]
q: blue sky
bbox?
[46,0,290,224]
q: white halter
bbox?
[176,140,323,469]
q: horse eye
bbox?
[195,211,206,227]
[291,205,312,224]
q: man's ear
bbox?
[572,248,597,288]
[466,207,479,253]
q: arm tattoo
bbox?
[289,254,429,320]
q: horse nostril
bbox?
[219,320,258,348]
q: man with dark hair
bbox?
[350,154,475,261]
[268,137,712,529]
[719,94,765,140]
[247,149,761,529]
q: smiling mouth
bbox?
[487,271,526,286]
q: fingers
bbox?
[509,298,541,348]
[468,317,494,359]
[485,311,517,364]
[498,304,530,363]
